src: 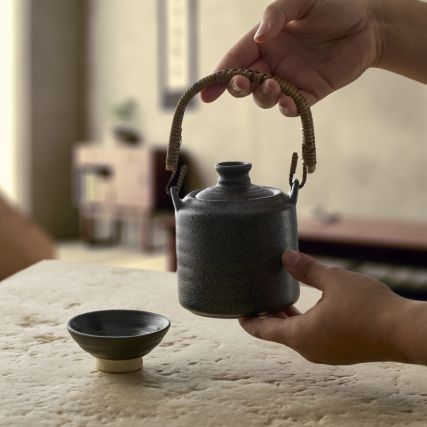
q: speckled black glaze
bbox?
[171,162,300,318]
[67,310,170,360]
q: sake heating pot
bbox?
[165,69,317,318]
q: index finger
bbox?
[201,25,260,103]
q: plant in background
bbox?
[110,98,143,145]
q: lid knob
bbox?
[216,162,252,187]
[195,161,275,201]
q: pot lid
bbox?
[195,162,275,201]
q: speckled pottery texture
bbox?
[171,162,300,318]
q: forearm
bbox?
[375,0,427,83]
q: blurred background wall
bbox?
[86,0,427,223]
[1,0,85,237]
[1,0,426,239]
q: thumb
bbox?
[239,316,299,346]
[282,250,335,291]
[254,0,312,42]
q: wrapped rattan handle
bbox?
[166,69,316,193]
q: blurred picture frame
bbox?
[157,0,198,110]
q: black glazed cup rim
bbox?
[67,309,171,339]
[67,309,171,362]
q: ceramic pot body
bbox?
[171,162,300,318]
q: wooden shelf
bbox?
[73,144,177,250]
[298,216,427,266]
[299,217,427,251]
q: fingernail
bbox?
[280,106,290,115]
[254,21,269,41]
[232,79,242,93]
[262,82,272,96]
[283,250,301,266]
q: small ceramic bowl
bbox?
[67,309,170,373]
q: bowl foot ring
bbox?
[96,357,143,373]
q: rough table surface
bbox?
[0,260,426,427]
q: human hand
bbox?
[239,250,417,365]
[201,0,382,116]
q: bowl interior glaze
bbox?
[67,309,170,362]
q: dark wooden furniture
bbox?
[163,217,427,271]
[160,215,178,272]
[298,216,427,266]
[163,215,427,270]
[161,215,427,299]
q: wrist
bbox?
[373,0,427,82]
[370,0,403,70]
[368,0,386,68]
[385,297,427,364]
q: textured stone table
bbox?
[1,261,426,426]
